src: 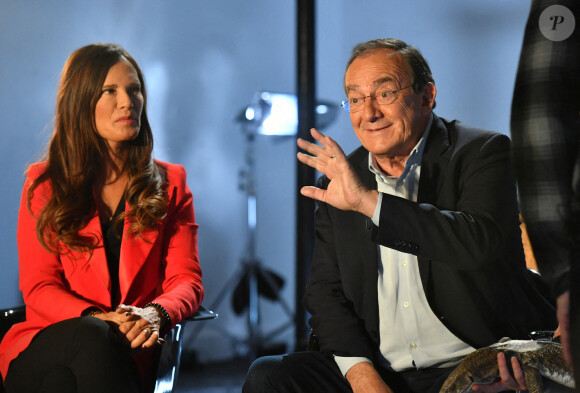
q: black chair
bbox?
[152,305,217,393]
[0,306,26,393]
[0,306,25,344]
[0,305,217,393]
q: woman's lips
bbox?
[116,116,137,124]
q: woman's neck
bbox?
[96,150,129,221]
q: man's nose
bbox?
[361,96,382,120]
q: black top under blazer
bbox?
[304,114,557,363]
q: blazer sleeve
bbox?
[147,163,204,327]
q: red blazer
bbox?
[0,160,204,379]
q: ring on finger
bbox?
[142,328,152,335]
[330,154,336,159]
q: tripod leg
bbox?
[258,265,295,318]
[247,263,260,358]
[186,264,248,343]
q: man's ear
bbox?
[421,82,437,113]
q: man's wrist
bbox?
[334,355,372,377]
[359,190,380,218]
[345,362,380,385]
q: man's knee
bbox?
[243,355,285,393]
[243,352,346,393]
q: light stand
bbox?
[188,92,338,359]
[192,121,294,359]
[234,122,296,357]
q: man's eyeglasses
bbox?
[341,85,413,112]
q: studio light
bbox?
[241,91,339,135]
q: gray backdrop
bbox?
[0,0,529,361]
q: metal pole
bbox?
[295,0,316,351]
[245,132,260,357]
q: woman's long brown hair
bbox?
[29,43,168,253]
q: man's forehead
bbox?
[345,76,398,92]
[343,48,412,93]
[350,48,402,68]
[345,49,408,79]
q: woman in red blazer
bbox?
[0,43,204,393]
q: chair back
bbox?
[0,306,25,393]
[153,305,217,393]
[0,306,25,341]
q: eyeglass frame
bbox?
[341,85,413,113]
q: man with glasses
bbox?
[243,38,556,393]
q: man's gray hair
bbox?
[345,38,435,99]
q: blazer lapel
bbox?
[353,146,379,252]
[350,148,380,329]
[417,114,452,291]
[118,200,158,303]
[76,213,111,300]
[417,114,452,205]
[118,185,177,303]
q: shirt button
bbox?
[410,343,417,350]
[403,301,409,308]
[402,261,408,266]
